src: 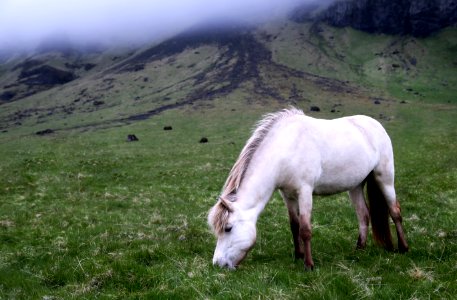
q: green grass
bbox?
[1,97,456,299]
[264,22,457,104]
[0,21,456,299]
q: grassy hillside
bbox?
[0,21,456,299]
[260,22,457,103]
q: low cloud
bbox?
[0,0,335,52]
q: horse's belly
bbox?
[313,179,362,195]
[312,161,373,195]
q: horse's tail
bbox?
[366,171,394,251]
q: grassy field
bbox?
[1,23,456,299]
[1,97,456,299]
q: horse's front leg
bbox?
[280,190,304,260]
[349,185,370,249]
[288,209,305,260]
[298,189,314,270]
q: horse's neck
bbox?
[236,160,276,219]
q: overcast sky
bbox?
[0,0,333,51]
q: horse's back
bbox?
[270,114,393,194]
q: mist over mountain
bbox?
[0,0,321,53]
[1,0,455,58]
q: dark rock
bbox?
[36,129,54,136]
[374,100,381,104]
[19,65,76,85]
[0,91,16,101]
[127,134,139,142]
[199,137,208,143]
[93,100,104,106]
[84,63,96,71]
[163,126,173,131]
[310,106,321,112]
[294,0,457,37]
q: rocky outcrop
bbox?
[292,0,457,37]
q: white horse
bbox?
[208,107,408,270]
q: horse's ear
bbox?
[218,196,234,212]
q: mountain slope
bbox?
[0,19,456,136]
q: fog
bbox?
[0,0,335,52]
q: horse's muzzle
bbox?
[213,257,237,270]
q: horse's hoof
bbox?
[356,236,366,250]
[294,251,305,260]
[398,244,409,253]
[304,261,314,271]
[355,243,366,250]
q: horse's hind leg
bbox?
[374,170,409,253]
[280,190,304,260]
[349,184,370,249]
[390,200,409,253]
[382,184,409,253]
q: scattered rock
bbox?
[310,106,320,112]
[36,129,54,136]
[93,100,105,106]
[199,137,208,143]
[127,134,139,142]
[0,91,16,101]
[163,126,173,131]
[19,65,76,85]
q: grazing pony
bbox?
[208,108,408,270]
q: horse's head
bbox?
[208,196,256,269]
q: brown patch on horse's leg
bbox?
[349,186,370,249]
[299,214,314,270]
[289,211,304,259]
[390,201,409,253]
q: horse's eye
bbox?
[224,226,232,233]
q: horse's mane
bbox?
[209,107,304,234]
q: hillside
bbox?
[0,18,456,137]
